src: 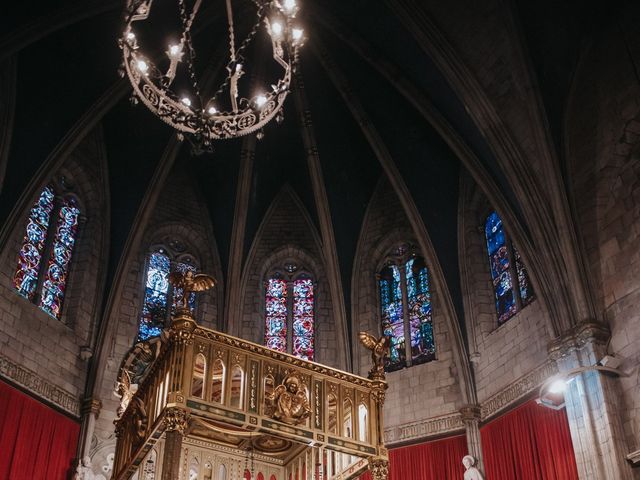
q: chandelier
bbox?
[119,0,304,148]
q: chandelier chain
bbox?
[178,0,203,103]
[210,3,266,104]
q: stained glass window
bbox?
[14,186,82,321]
[379,264,405,371]
[265,277,288,353]
[139,252,171,341]
[264,273,315,361]
[39,198,80,319]
[14,185,55,300]
[406,257,435,364]
[293,277,314,360]
[378,252,436,372]
[484,211,534,324]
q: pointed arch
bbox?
[239,185,346,369]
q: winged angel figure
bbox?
[358,332,390,380]
[168,270,216,309]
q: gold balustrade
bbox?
[113,309,389,480]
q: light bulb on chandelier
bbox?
[119,0,305,150]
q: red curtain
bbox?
[359,434,468,480]
[481,400,578,480]
[0,381,80,480]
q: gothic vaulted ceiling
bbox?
[0,0,625,344]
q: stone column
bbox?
[459,404,483,472]
[548,321,633,480]
[77,397,102,459]
[161,407,189,480]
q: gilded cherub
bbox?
[358,332,390,380]
[168,270,216,309]
[268,373,311,425]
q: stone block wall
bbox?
[237,186,342,369]
[352,178,464,432]
[0,129,108,416]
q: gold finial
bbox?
[358,332,390,381]
[169,270,216,309]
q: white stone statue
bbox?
[73,456,95,480]
[462,455,484,480]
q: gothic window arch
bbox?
[377,244,435,372]
[13,183,83,320]
[484,211,534,325]
[264,263,315,361]
[138,245,200,341]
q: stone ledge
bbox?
[480,361,557,420]
[384,361,559,445]
[0,351,80,416]
[384,412,464,445]
[627,449,640,465]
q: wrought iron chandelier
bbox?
[119,0,304,148]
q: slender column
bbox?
[161,407,189,480]
[459,405,483,472]
[548,322,633,480]
[225,135,255,335]
[75,397,101,467]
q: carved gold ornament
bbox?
[266,372,311,425]
[358,332,390,381]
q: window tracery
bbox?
[264,265,315,361]
[484,211,534,325]
[14,184,81,320]
[378,244,435,372]
[138,247,199,341]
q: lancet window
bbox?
[378,244,435,372]
[138,245,199,341]
[484,211,534,325]
[14,184,82,320]
[264,264,315,361]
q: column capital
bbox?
[81,397,102,417]
[162,407,190,435]
[368,456,389,480]
[458,404,481,423]
[547,320,610,361]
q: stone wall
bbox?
[458,175,552,404]
[566,5,640,460]
[90,164,223,476]
[237,186,342,369]
[352,178,464,434]
[0,129,108,416]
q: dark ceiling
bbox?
[0,0,626,338]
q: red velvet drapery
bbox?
[481,400,578,480]
[0,380,80,480]
[359,434,468,480]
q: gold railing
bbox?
[113,311,389,480]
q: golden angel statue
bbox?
[267,373,311,425]
[114,370,134,418]
[358,332,390,380]
[168,270,216,309]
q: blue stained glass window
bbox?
[379,265,405,371]
[265,277,288,353]
[406,257,435,365]
[14,186,56,300]
[293,277,314,361]
[484,211,534,324]
[139,252,171,341]
[39,199,80,319]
